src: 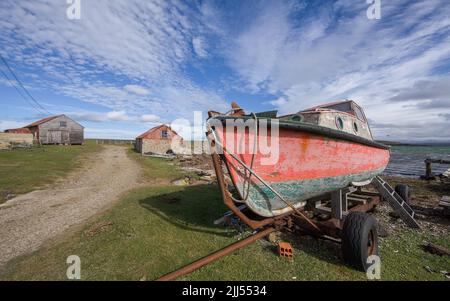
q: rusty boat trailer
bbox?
[157,106,419,280]
[157,146,386,281]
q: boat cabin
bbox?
[280,100,373,140]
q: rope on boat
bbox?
[241,112,257,202]
[207,117,322,233]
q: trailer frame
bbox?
[157,149,382,280]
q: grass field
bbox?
[0,141,102,203]
[1,150,449,280]
[127,149,190,183]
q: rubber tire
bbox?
[341,212,379,271]
[395,184,410,205]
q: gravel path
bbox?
[0,146,143,268]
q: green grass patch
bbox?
[127,149,199,182]
[2,152,449,280]
[0,141,102,203]
[2,183,449,280]
[1,185,232,280]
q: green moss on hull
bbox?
[245,168,385,217]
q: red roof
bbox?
[5,128,32,134]
[24,115,64,128]
[136,124,180,139]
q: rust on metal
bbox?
[159,105,390,279]
[157,227,276,281]
[230,101,246,116]
[210,143,277,230]
[347,195,380,213]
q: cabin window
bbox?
[353,122,359,133]
[60,121,67,127]
[325,102,352,113]
[161,130,168,139]
[353,106,366,122]
[291,115,302,122]
[335,116,344,130]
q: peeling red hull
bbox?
[216,127,390,217]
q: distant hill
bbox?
[376,140,403,146]
[376,140,450,146]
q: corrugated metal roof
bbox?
[4,128,32,134]
[23,115,64,128]
[136,124,180,139]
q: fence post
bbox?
[425,159,432,179]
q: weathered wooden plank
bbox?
[422,243,450,257]
[439,196,450,208]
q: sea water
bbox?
[383,145,450,178]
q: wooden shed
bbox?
[23,115,84,145]
[135,124,181,155]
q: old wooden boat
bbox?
[207,100,390,217]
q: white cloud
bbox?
[218,0,450,141]
[192,37,208,58]
[72,113,105,123]
[268,97,287,107]
[70,110,130,122]
[84,127,138,140]
[124,85,150,96]
[140,114,160,122]
[0,120,27,131]
[106,111,129,121]
[1,0,449,141]
[0,0,227,120]
[226,2,292,92]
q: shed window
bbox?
[60,121,67,127]
[161,130,168,139]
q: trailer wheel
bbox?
[341,212,378,271]
[395,184,410,204]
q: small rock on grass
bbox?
[424,266,434,273]
[389,211,400,219]
[5,193,16,200]
[267,231,282,244]
[377,224,391,237]
[171,178,190,186]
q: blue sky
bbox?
[0,0,449,141]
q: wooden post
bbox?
[425,159,432,179]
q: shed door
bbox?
[61,131,70,144]
[48,130,70,144]
[48,131,60,144]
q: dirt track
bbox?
[0,146,143,269]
